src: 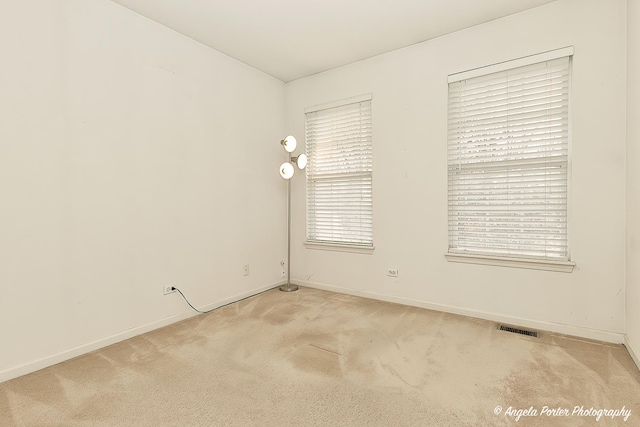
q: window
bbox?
[305,95,373,252]
[446,48,575,272]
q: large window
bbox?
[447,48,574,271]
[305,95,373,251]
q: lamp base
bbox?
[279,283,299,292]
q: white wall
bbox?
[0,0,286,381]
[627,0,640,367]
[286,0,628,341]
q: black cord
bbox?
[172,287,214,314]
[171,286,277,314]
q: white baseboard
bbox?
[298,280,625,344]
[0,281,283,384]
[625,336,640,371]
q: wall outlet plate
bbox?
[163,285,176,295]
[243,264,250,276]
[386,268,398,277]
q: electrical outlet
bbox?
[243,264,250,276]
[163,285,176,295]
[280,260,285,278]
[386,268,398,278]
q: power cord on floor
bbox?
[170,286,278,314]
[171,287,216,314]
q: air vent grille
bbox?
[498,325,538,338]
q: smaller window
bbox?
[305,95,373,250]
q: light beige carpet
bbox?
[1,287,639,426]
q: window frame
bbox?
[445,48,576,272]
[303,94,374,254]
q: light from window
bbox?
[447,53,571,261]
[305,95,373,247]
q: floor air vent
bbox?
[498,324,538,338]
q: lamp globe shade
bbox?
[282,135,297,153]
[296,153,308,169]
[280,162,294,179]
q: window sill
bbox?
[304,241,375,254]
[444,253,575,273]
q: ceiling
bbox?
[110,0,557,82]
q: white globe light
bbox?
[279,162,294,179]
[296,153,307,170]
[282,135,297,153]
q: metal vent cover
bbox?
[498,324,539,338]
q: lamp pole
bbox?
[280,153,298,292]
[280,155,297,292]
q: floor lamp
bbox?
[279,135,307,292]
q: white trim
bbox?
[296,279,623,344]
[304,241,375,254]
[304,93,372,113]
[445,253,575,273]
[448,46,574,83]
[0,281,284,384]
[625,335,640,372]
[566,55,574,262]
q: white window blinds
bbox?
[306,97,373,247]
[447,53,571,261]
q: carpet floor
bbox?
[1,287,639,426]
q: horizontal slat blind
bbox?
[448,56,571,260]
[306,99,373,246]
